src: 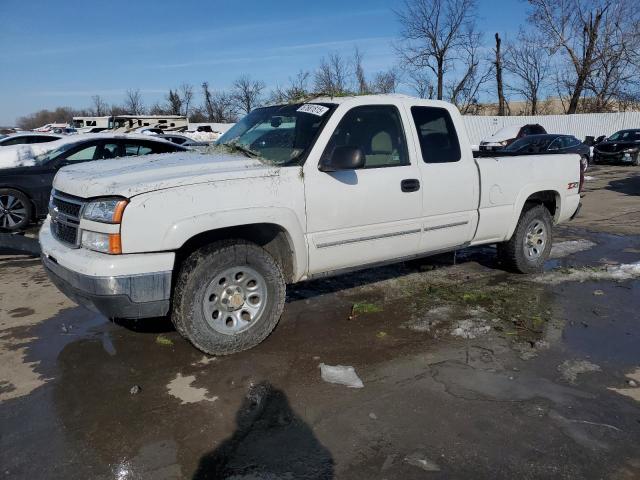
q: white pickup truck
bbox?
[40,95,582,355]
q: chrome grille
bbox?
[49,190,85,247]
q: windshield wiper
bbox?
[224,142,259,158]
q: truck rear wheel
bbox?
[497,204,553,274]
[172,240,286,355]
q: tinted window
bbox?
[125,141,178,156]
[65,145,97,161]
[29,136,58,144]
[566,136,581,147]
[531,125,546,135]
[410,106,461,163]
[322,105,409,168]
[101,143,119,159]
[1,136,29,146]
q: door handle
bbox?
[401,178,420,192]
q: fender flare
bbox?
[162,207,308,281]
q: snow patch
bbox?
[550,239,597,258]
[535,262,640,284]
[166,373,218,404]
[0,145,37,169]
[319,363,364,388]
[558,360,601,384]
[451,318,491,339]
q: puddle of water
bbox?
[555,280,640,367]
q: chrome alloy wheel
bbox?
[202,266,268,335]
[523,219,547,259]
[0,194,27,229]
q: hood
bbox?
[53,151,280,198]
[482,125,522,144]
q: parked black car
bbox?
[0,134,186,231]
[593,129,640,166]
[503,134,591,171]
[0,133,62,146]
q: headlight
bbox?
[81,197,127,254]
[623,147,639,153]
[83,198,128,223]
[499,140,508,146]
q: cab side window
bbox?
[410,106,461,163]
[321,105,409,168]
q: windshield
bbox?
[608,130,640,142]
[216,103,336,165]
[33,142,76,165]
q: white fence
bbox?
[463,111,640,146]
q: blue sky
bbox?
[0,0,527,125]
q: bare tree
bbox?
[371,70,399,94]
[583,1,640,111]
[314,52,350,96]
[231,75,265,115]
[91,95,108,116]
[494,33,506,116]
[447,29,492,114]
[270,71,311,104]
[148,102,169,116]
[395,0,478,100]
[165,89,182,116]
[527,0,610,114]
[405,70,435,98]
[179,83,194,117]
[201,82,236,122]
[123,88,144,115]
[353,47,369,94]
[504,31,551,115]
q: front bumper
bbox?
[39,218,174,319]
[594,151,638,163]
[42,255,171,319]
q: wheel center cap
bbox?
[228,292,245,310]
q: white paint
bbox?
[44,95,581,299]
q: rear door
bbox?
[304,102,423,274]
[407,105,479,252]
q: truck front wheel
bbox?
[172,240,286,355]
[497,204,553,274]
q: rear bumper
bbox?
[42,255,171,319]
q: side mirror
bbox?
[319,146,365,172]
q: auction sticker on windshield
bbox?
[297,104,329,116]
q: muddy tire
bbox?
[172,240,286,355]
[0,188,32,231]
[497,204,553,274]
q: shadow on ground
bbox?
[193,382,334,480]
[605,173,640,196]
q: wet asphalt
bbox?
[1,173,640,479]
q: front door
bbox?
[304,103,423,275]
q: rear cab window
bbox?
[410,106,461,163]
